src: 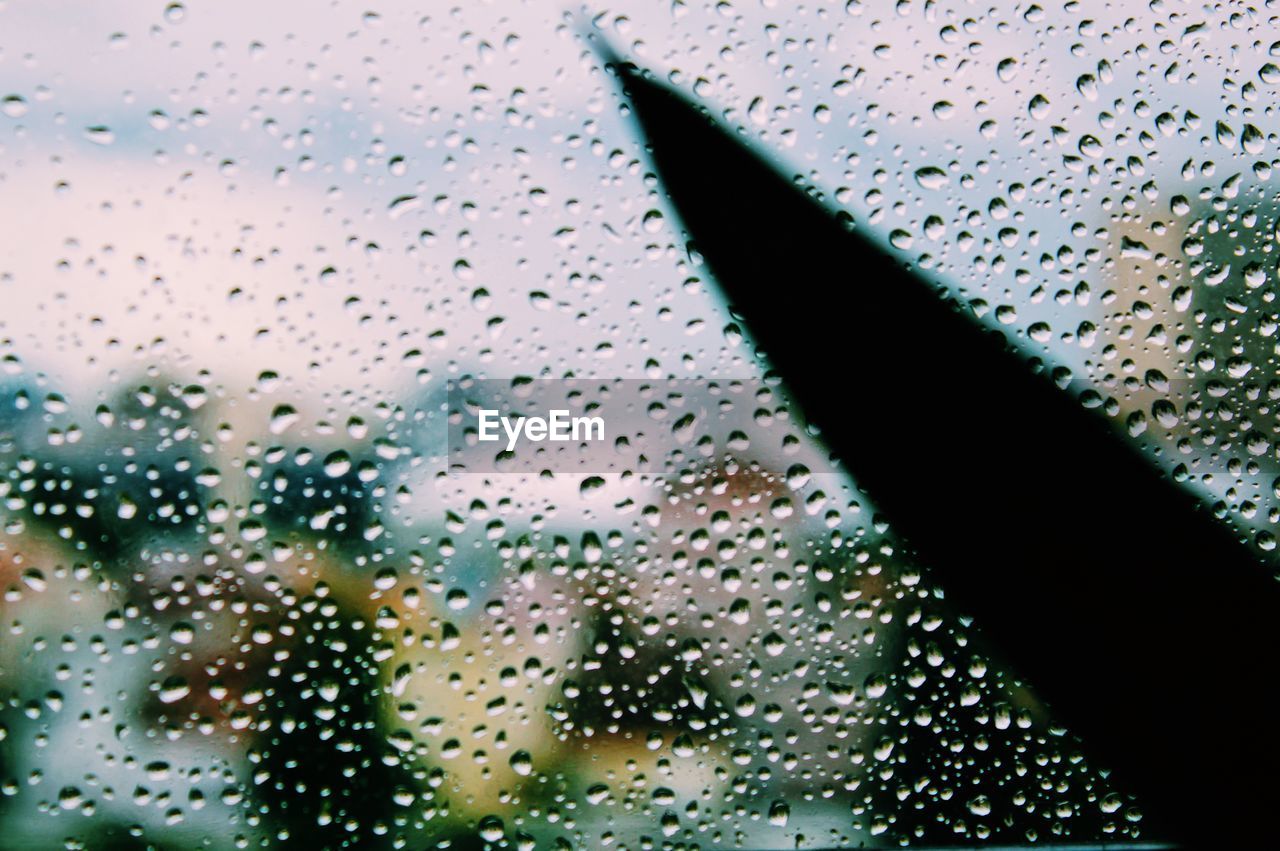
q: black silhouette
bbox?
[600,45,1280,847]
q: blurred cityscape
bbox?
[1,368,1144,848]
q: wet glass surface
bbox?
[3,2,1278,848]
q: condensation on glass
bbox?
[0,2,1273,848]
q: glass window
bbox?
[2,2,1272,847]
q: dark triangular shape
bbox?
[601,46,1280,846]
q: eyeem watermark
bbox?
[477,409,605,451]
[445,377,794,475]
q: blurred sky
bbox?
[5,0,1265,395]
[2,0,1274,548]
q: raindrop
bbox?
[83,126,116,145]
[323,450,351,477]
[1,95,28,118]
[914,166,949,190]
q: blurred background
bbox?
[2,1,1277,848]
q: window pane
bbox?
[1,2,1269,848]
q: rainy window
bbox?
[2,2,1278,848]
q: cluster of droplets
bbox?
[17,0,1268,845]
[0,364,1141,847]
